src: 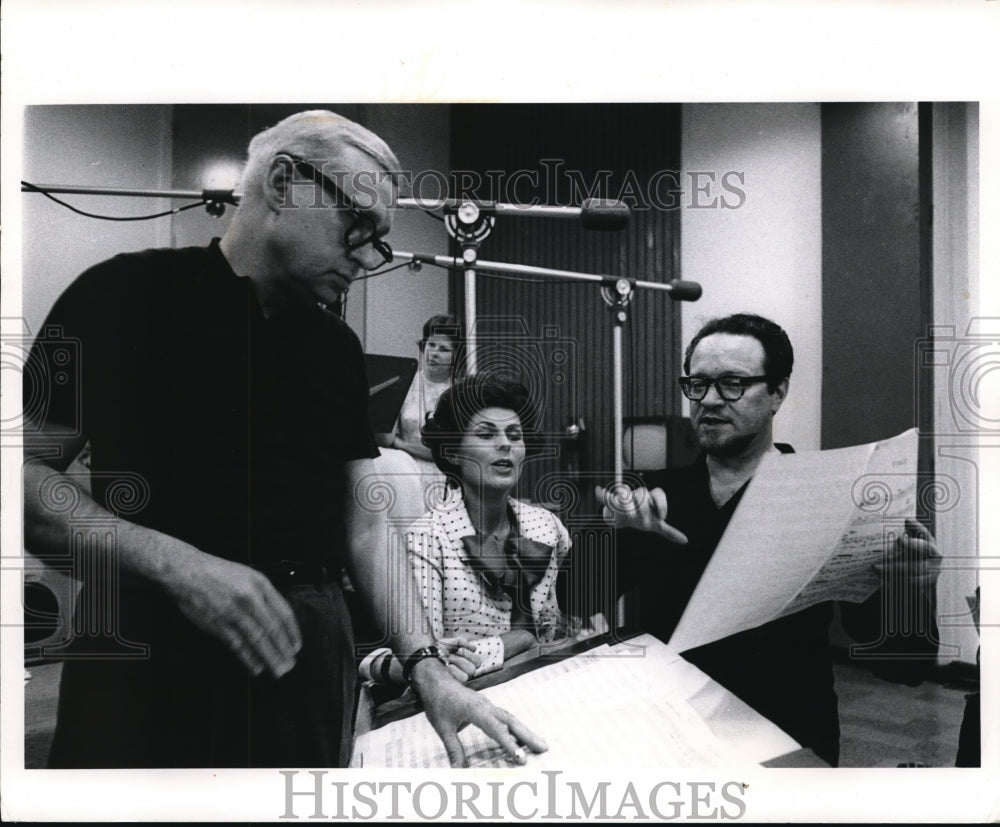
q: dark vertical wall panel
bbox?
[821,103,923,448]
[450,104,682,496]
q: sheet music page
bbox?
[668,429,918,653]
[350,644,619,768]
[667,442,873,653]
[779,429,919,614]
[350,634,798,768]
[615,635,801,762]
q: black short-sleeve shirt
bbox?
[29,240,378,569]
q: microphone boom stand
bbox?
[22,183,701,484]
[21,182,240,217]
[393,202,701,485]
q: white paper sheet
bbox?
[350,634,800,768]
[668,429,919,653]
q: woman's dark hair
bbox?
[419,314,461,352]
[422,372,542,478]
[683,312,794,392]
[419,313,464,381]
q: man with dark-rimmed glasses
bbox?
[597,312,940,766]
[25,109,545,769]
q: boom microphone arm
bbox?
[393,248,702,482]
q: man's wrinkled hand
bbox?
[164,549,302,679]
[595,484,688,544]
[410,659,548,768]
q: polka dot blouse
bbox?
[406,486,570,676]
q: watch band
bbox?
[402,645,445,683]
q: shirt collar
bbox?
[438,486,526,561]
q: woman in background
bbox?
[374,314,461,518]
[388,314,460,468]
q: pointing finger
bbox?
[658,523,689,545]
[504,711,549,756]
[475,706,548,764]
[474,715,526,765]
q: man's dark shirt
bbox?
[27,241,378,766]
[30,239,377,575]
[617,447,842,766]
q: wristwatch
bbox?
[402,644,446,683]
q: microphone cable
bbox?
[21,181,213,222]
[351,260,417,281]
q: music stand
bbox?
[365,355,419,433]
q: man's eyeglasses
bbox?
[281,155,393,268]
[678,375,770,401]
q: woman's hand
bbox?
[437,636,482,683]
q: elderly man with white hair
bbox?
[24,110,544,769]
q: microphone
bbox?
[201,189,240,217]
[395,196,630,230]
[579,198,630,230]
[201,188,239,206]
[667,280,702,301]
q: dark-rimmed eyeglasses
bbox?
[678,375,769,401]
[281,154,393,268]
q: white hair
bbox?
[237,110,400,205]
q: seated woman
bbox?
[359,372,574,685]
[372,315,461,519]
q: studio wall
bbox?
[21,105,174,340]
[680,102,824,452]
[820,102,923,450]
